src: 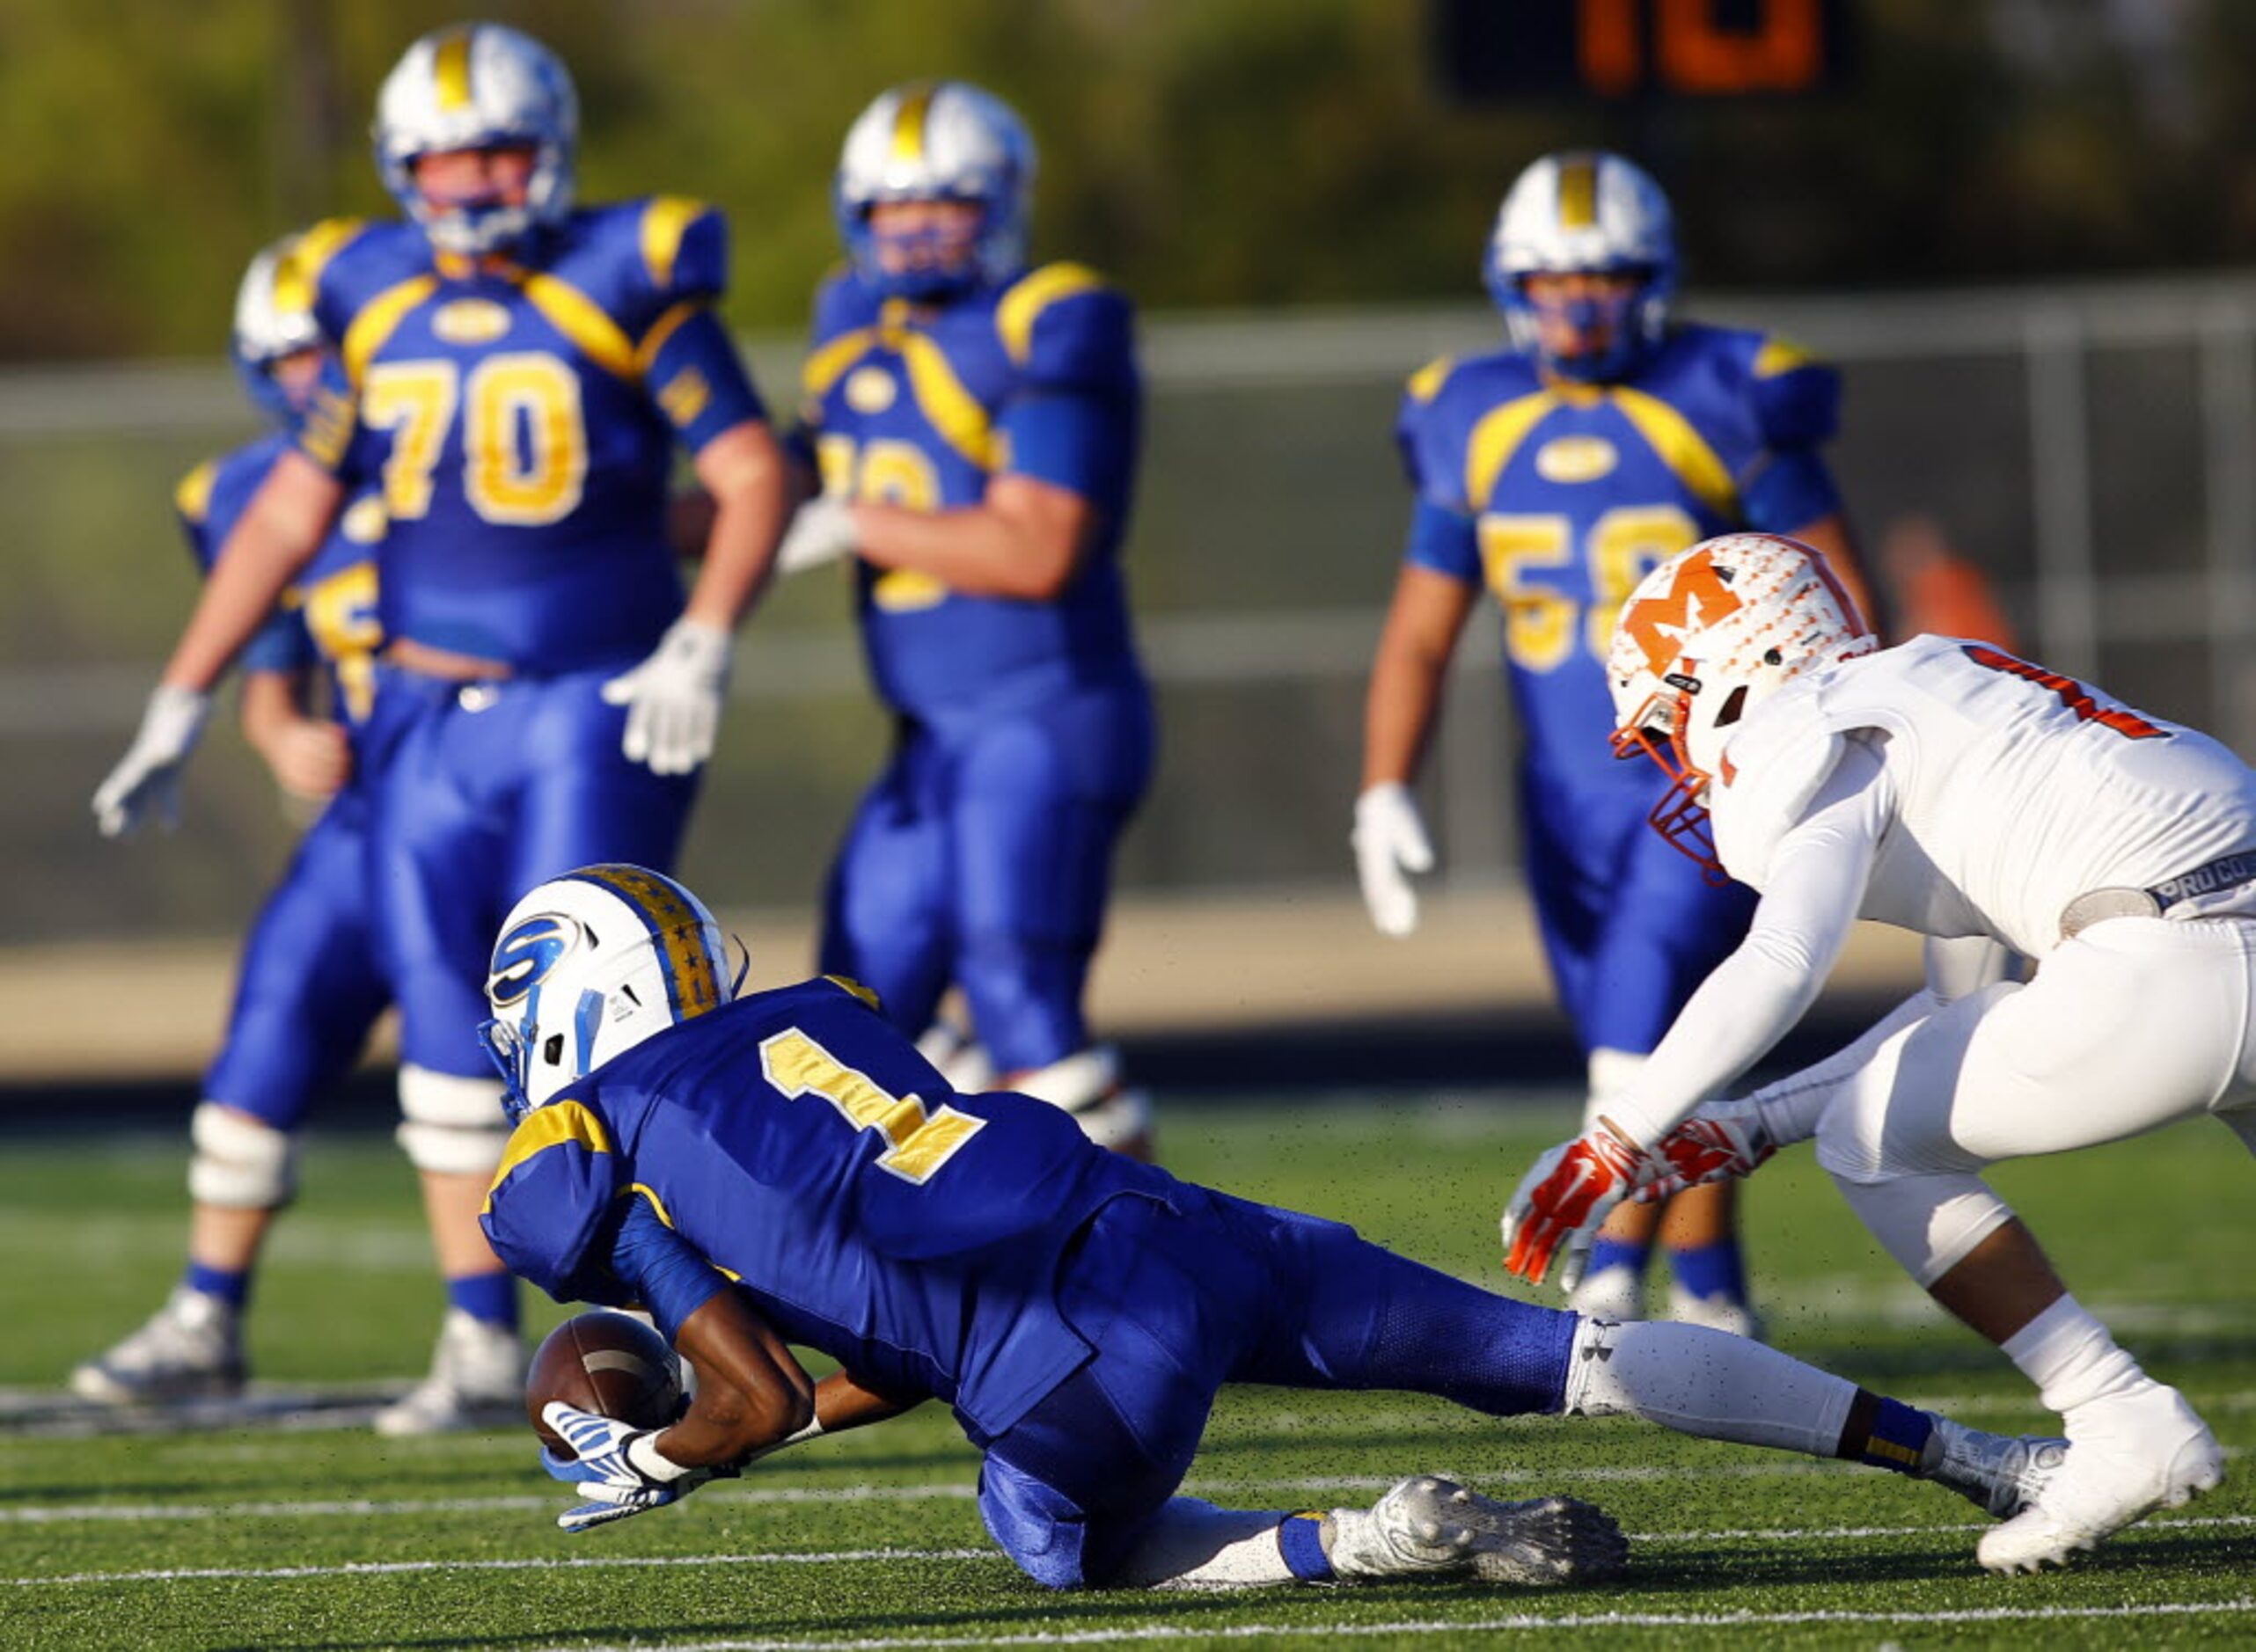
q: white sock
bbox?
[1999,1294,2150,1416]
[1111,1498,1305,1589]
[1563,1317,1856,1458]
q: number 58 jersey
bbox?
[291,201,767,675]
[1397,323,1842,779]
[480,976,1166,1444]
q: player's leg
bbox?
[816,728,955,1041]
[363,677,527,1434]
[73,803,389,1404]
[949,686,1154,1153]
[1807,916,2252,1568]
[1211,1190,2064,1535]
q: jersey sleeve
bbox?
[480,1100,634,1306]
[296,357,362,478]
[605,1191,731,1341]
[1737,335,1843,532]
[638,303,769,456]
[1394,361,1481,582]
[635,198,729,308]
[996,268,1139,499]
[1710,679,1853,883]
[174,460,222,572]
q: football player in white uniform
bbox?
[1501,532,2245,1573]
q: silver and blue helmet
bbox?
[1485,150,1677,384]
[372,23,578,258]
[833,80,1034,300]
[231,234,324,428]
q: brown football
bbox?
[526,1311,684,1456]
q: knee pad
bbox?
[188,1101,299,1209]
[395,1064,511,1175]
[1826,1168,2013,1287]
[1013,1046,1154,1151]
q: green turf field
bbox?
[4,1094,2252,1648]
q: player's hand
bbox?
[602,619,733,777]
[1630,1111,1776,1204]
[92,683,213,838]
[1352,782,1434,937]
[773,494,859,576]
[539,1401,710,1534]
[1501,1124,1656,1291]
[253,718,354,803]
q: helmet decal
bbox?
[1556,154,1599,230]
[562,864,725,1021]
[1618,545,1746,678]
[431,26,475,113]
[487,914,575,1007]
[890,81,938,167]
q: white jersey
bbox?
[1711,634,2256,960]
[1599,633,2256,1149]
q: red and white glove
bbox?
[1628,1111,1776,1205]
[1500,1122,1658,1291]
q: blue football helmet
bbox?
[1485,150,1677,384]
[372,23,578,258]
[480,865,742,1122]
[231,234,325,429]
[833,80,1034,300]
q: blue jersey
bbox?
[481,977,1160,1442]
[291,200,766,675]
[176,436,388,726]
[799,263,1144,720]
[1396,323,1842,783]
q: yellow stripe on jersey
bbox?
[634,301,700,376]
[899,333,1000,469]
[342,274,441,388]
[569,866,725,1019]
[996,263,1104,366]
[482,1099,612,1212]
[641,196,707,293]
[1556,155,1599,230]
[823,973,883,1012]
[890,82,938,165]
[1754,334,1816,378]
[284,218,367,305]
[1406,356,1455,405]
[801,326,878,401]
[433,28,475,112]
[514,270,639,381]
[174,459,218,524]
[1464,390,1558,508]
[1608,385,1740,519]
[625,1182,677,1227]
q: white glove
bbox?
[773,494,860,576]
[1352,782,1435,937]
[602,619,733,777]
[92,683,213,838]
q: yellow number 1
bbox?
[759,1027,985,1185]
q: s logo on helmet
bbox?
[487,916,576,1007]
[1620,546,1744,676]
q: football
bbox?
[526,1311,685,1456]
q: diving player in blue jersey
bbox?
[90,24,792,1432]
[475,864,2062,1586]
[76,236,392,1405]
[770,82,1154,1155]
[1356,152,1876,1334]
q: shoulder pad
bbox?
[1711,677,1848,880]
[634,196,729,304]
[1747,332,1841,449]
[995,263,1134,390]
[479,1100,624,1303]
[174,458,219,526]
[819,973,884,1012]
[1404,355,1456,405]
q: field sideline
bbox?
[5,1094,2251,1648]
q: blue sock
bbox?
[1583,1237,1652,1281]
[1850,1396,1936,1476]
[1278,1512,1333,1582]
[447,1270,518,1330]
[1667,1238,1748,1304]
[184,1261,251,1310]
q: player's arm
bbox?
[239,668,352,803]
[678,420,791,630]
[848,470,1097,601]
[660,1283,817,1469]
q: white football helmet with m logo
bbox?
[1608,534,1875,873]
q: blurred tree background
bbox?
[0,0,2245,361]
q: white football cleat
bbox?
[1325,1474,1628,1586]
[1924,1417,2069,1520]
[373,1308,524,1436]
[1975,1384,2225,1574]
[1666,1285,1764,1342]
[70,1286,246,1405]
[1567,1264,1645,1324]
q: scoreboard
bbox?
[1432,0,1853,101]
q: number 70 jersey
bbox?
[479,976,1154,1444]
[1395,322,1842,772]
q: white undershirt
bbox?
[1598,738,1893,1150]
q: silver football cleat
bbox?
[1925,1417,2069,1521]
[372,1308,525,1436]
[1328,1474,1629,1586]
[70,1286,246,1406]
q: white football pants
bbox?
[1753,914,2256,1284]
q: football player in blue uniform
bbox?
[1356,152,1874,1334]
[476,864,2062,1586]
[90,24,792,1432]
[770,82,1154,1155]
[76,237,392,1406]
